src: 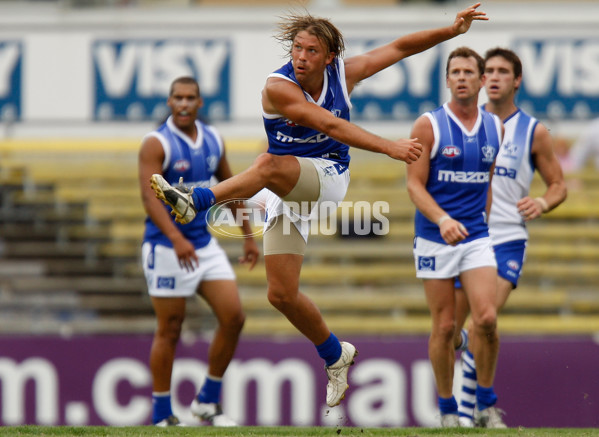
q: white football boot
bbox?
[190,399,237,427]
[325,341,358,407]
[150,174,197,224]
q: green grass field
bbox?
[2,427,599,437]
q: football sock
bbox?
[152,392,173,424]
[197,374,223,404]
[476,384,498,411]
[455,328,469,352]
[458,350,477,421]
[439,395,458,415]
[191,187,216,211]
[316,332,342,367]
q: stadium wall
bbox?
[1,2,598,429]
[0,2,597,140]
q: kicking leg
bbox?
[150,154,302,222]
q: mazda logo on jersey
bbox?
[441,146,461,158]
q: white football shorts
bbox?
[142,238,235,297]
[264,157,350,243]
[413,236,497,279]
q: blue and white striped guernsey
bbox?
[414,103,502,245]
[263,58,351,166]
[143,116,223,249]
[488,108,538,245]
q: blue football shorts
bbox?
[454,238,527,289]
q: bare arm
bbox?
[263,77,422,163]
[138,136,199,271]
[344,3,488,91]
[214,146,260,270]
[517,123,568,221]
[406,116,468,245]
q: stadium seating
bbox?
[1,139,599,336]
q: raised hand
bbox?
[453,2,488,36]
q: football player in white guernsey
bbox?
[453,48,567,428]
[407,47,504,428]
[139,77,259,426]
[151,5,489,408]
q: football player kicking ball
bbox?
[151,5,488,409]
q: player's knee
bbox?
[442,323,457,342]
[267,288,285,309]
[225,310,245,334]
[475,308,497,334]
[157,315,184,343]
[267,287,295,311]
[252,153,279,180]
[434,319,456,342]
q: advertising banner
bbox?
[0,335,597,428]
[92,39,231,122]
[514,37,599,120]
[85,34,599,123]
[2,5,599,127]
[348,42,443,121]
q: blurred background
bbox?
[0,0,598,429]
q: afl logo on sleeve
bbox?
[418,256,436,271]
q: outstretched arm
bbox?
[344,3,488,91]
[263,77,423,163]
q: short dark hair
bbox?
[484,47,522,79]
[446,46,484,77]
[169,76,200,97]
[275,12,345,59]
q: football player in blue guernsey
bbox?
[406,47,503,428]
[139,76,259,427]
[150,4,488,408]
[453,48,567,428]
